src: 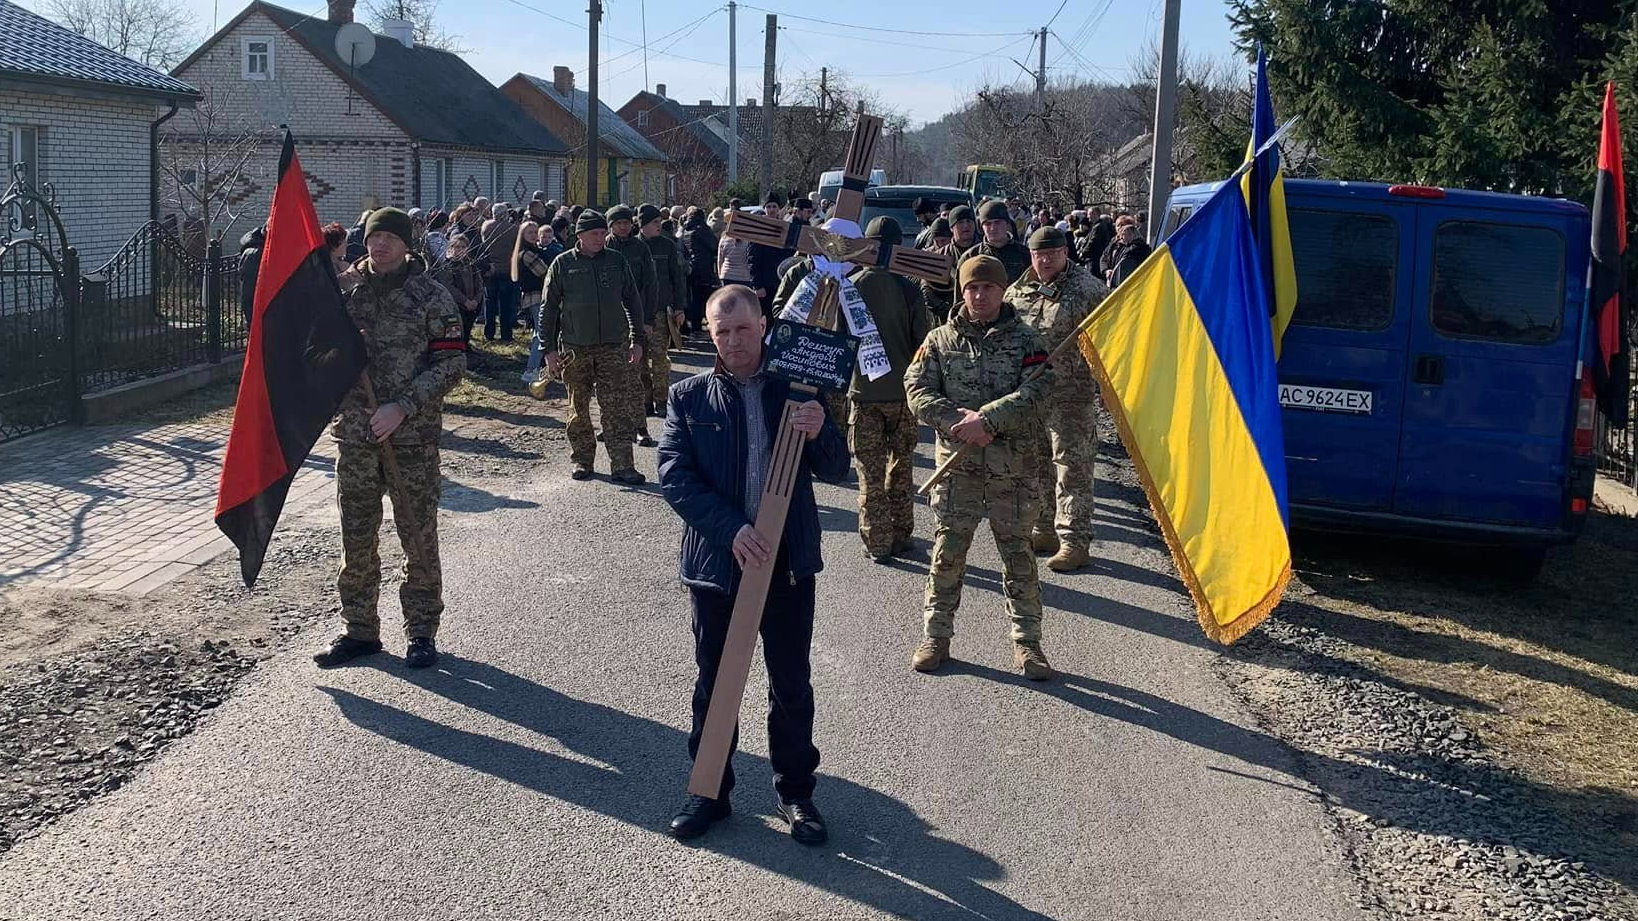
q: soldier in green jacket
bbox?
[317,208,466,671]
[541,209,647,485]
[848,217,934,562]
[904,255,1056,681]
[956,199,1031,287]
[1008,226,1109,573]
[636,203,690,433]
[605,204,660,447]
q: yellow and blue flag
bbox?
[1077,183,1290,644]
[1241,45,1298,359]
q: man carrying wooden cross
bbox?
[657,284,850,844]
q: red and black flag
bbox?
[1592,81,1630,428]
[215,131,366,586]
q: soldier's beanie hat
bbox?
[532,189,548,202]
[794,197,814,211]
[636,203,663,226]
[864,216,903,245]
[912,196,936,214]
[949,205,976,224]
[576,209,609,233]
[364,207,415,248]
[931,217,952,237]
[977,199,1011,223]
[1029,226,1069,251]
[959,254,1008,289]
[605,204,635,224]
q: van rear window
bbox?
[1430,222,1564,345]
[1289,209,1397,331]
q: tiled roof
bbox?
[253,3,566,155]
[0,0,198,101]
[520,74,667,163]
[631,91,728,162]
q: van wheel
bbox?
[1487,547,1548,583]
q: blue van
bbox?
[1160,180,1599,572]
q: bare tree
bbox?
[158,85,275,247]
[671,160,724,209]
[763,69,910,195]
[362,0,468,54]
[44,0,197,69]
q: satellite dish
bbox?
[335,22,376,68]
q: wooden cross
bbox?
[687,107,951,798]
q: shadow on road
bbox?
[322,656,1055,920]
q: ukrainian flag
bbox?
[1241,45,1298,359]
[1078,182,1290,644]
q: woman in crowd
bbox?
[511,221,553,381]
[682,207,719,335]
[322,222,350,276]
[437,233,485,348]
[423,211,450,265]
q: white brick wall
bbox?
[0,89,162,268]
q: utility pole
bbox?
[1036,26,1047,108]
[727,0,738,184]
[586,0,602,206]
[1146,0,1180,241]
[819,66,828,116]
[760,14,776,203]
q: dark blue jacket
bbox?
[658,364,850,594]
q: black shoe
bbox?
[313,635,382,668]
[612,468,646,486]
[646,400,657,416]
[776,799,828,846]
[404,637,438,669]
[596,431,604,443]
[570,464,594,481]
[668,794,731,840]
[635,433,658,448]
[867,548,894,565]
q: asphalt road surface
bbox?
[0,350,1366,921]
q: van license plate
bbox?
[1280,384,1372,414]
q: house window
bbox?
[636,110,650,128]
[10,126,42,185]
[242,37,273,80]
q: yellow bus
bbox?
[958,164,1013,201]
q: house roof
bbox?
[518,74,666,162]
[0,0,198,103]
[627,91,728,162]
[181,3,565,156]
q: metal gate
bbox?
[0,165,79,442]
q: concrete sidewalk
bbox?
[0,420,337,594]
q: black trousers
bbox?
[687,280,715,330]
[687,573,820,803]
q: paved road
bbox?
[0,351,1366,920]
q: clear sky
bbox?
[116,0,1245,126]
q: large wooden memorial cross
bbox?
[688,107,952,797]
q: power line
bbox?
[602,7,720,84]
[736,3,1032,38]
[777,24,1016,57]
[497,0,723,68]
[853,34,1035,79]
[1044,0,1070,31]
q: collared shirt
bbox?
[732,370,771,519]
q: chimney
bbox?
[381,18,413,48]
[655,83,666,98]
[553,66,574,96]
[326,0,354,24]
[746,98,757,107]
[698,99,712,107]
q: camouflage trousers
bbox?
[637,318,673,433]
[849,400,918,556]
[336,441,443,642]
[563,343,639,472]
[826,391,851,444]
[922,472,1043,644]
[1035,400,1099,550]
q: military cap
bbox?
[959,254,1008,289]
[364,207,414,248]
[605,204,634,224]
[864,216,903,245]
[793,197,814,211]
[949,205,976,224]
[636,203,663,226]
[977,199,1011,223]
[576,209,608,233]
[1029,226,1069,251]
[912,196,937,215]
[931,217,952,237]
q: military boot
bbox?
[1013,642,1055,681]
[1047,544,1090,572]
[1030,530,1059,555]
[910,637,950,673]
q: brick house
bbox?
[500,68,667,208]
[169,0,569,233]
[0,0,200,267]
[617,83,732,204]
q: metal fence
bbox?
[1595,352,1638,487]
[0,169,247,443]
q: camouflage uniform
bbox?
[848,266,934,557]
[1007,263,1109,552]
[957,237,1031,288]
[540,246,644,473]
[331,254,466,642]
[638,229,690,414]
[904,304,1054,642]
[607,229,658,434]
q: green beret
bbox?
[931,217,952,237]
[959,254,1008,290]
[864,216,903,245]
[948,205,976,224]
[1028,226,1069,251]
[364,207,414,248]
[636,203,663,226]
[606,204,634,224]
[576,209,608,233]
[977,200,1011,223]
